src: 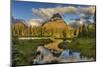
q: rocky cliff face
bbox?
[43,13,76,38]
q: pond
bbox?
[33,46,94,64]
[17,37,94,64]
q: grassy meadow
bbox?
[12,38,53,65]
[59,37,96,59]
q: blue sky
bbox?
[12,0,95,23]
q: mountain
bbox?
[12,16,25,24]
[68,18,94,29]
[43,13,68,29]
[69,20,83,29]
[49,13,62,21]
[42,13,75,38]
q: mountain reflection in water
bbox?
[33,46,94,64]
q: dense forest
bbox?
[12,20,95,39]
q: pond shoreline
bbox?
[13,37,95,65]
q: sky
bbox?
[12,0,96,23]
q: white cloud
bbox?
[79,6,96,20]
[32,6,96,21]
[28,19,43,27]
[32,6,78,21]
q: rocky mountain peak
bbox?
[49,13,63,21]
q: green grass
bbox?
[59,37,96,59]
[12,38,53,66]
[12,36,96,66]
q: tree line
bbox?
[12,22,95,38]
